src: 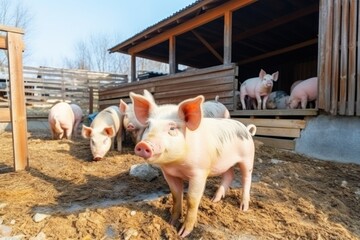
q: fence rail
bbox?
[0,66,128,116]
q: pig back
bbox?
[91,106,121,132]
[291,77,318,101]
[48,102,75,127]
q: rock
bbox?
[29,232,46,240]
[270,159,284,164]
[129,163,160,182]
[33,213,50,223]
[340,180,348,188]
[0,224,12,236]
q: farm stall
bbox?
[104,0,360,164]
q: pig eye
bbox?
[168,122,178,136]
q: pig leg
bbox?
[179,174,207,237]
[240,93,247,110]
[64,128,72,140]
[238,160,254,211]
[211,168,234,202]
[300,96,308,109]
[163,172,184,225]
[262,95,269,110]
[116,131,122,152]
[255,94,262,110]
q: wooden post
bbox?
[224,10,232,65]
[89,87,93,114]
[169,36,177,74]
[6,31,29,171]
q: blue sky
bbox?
[22,0,195,67]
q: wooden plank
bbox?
[254,136,295,150]
[223,10,232,65]
[317,0,326,110]
[339,0,349,115]
[0,24,24,34]
[0,35,6,49]
[346,0,357,115]
[255,126,300,138]
[357,0,360,116]
[330,0,341,115]
[0,108,11,122]
[234,118,306,129]
[231,109,318,116]
[7,32,29,171]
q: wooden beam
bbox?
[0,108,11,122]
[128,0,256,54]
[191,30,223,62]
[231,108,318,116]
[0,35,7,50]
[131,54,136,82]
[7,32,29,171]
[169,36,177,74]
[238,38,318,65]
[223,10,232,64]
[234,118,307,129]
[0,24,24,34]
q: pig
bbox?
[48,102,75,140]
[288,77,318,109]
[70,103,83,137]
[119,90,155,145]
[266,90,289,109]
[290,80,303,93]
[81,106,122,161]
[203,95,230,118]
[130,92,256,237]
[240,69,279,110]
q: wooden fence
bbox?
[98,64,238,110]
[318,0,360,116]
[0,66,128,116]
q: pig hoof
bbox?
[93,157,102,161]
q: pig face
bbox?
[82,125,116,161]
[259,69,279,88]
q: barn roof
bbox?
[109,0,319,69]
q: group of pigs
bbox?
[238,69,318,110]
[47,90,257,237]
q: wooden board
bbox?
[255,136,295,150]
[0,108,10,122]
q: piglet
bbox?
[48,102,74,140]
[81,106,122,161]
[288,77,318,109]
[70,103,83,137]
[266,91,289,109]
[130,92,256,237]
[240,69,279,110]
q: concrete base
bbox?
[295,115,360,164]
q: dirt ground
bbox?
[0,128,359,240]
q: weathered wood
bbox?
[254,136,295,150]
[357,0,360,116]
[317,0,327,110]
[330,0,341,115]
[347,0,357,115]
[0,108,11,122]
[339,0,349,115]
[0,35,7,49]
[0,24,24,34]
[234,118,307,129]
[7,32,29,171]
[192,30,222,62]
[223,10,232,65]
[169,36,176,74]
[256,126,301,138]
[231,109,318,116]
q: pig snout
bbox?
[93,156,103,161]
[135,140,162,160]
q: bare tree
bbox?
[0,0,33,66]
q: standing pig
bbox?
[130,92,256,237]
[288,77,318,109]
[266,90,289,109]
[70,103,83,137]
[240,69,279,110]
[48,102,75,140]
[81,106,122,161]
[203,95,230,118]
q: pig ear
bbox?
[143,89,156,103]
[119,99,128,114]
[272,71,279,81]
[259,69,266,79]
[81,125,92,139]
[103,126,116,137]
[130,92,155,125]
[178,95,204,131]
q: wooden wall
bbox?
[98,64,238,111]
[318,0,360,116]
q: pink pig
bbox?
[240,69,279,110]
[70,103,83,137]
[130,92,256,237]
[288,77,318,109]
[81,106,122,161]
[203,95,230,118]
[48,102,75,140]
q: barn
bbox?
[101,0,359,164]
